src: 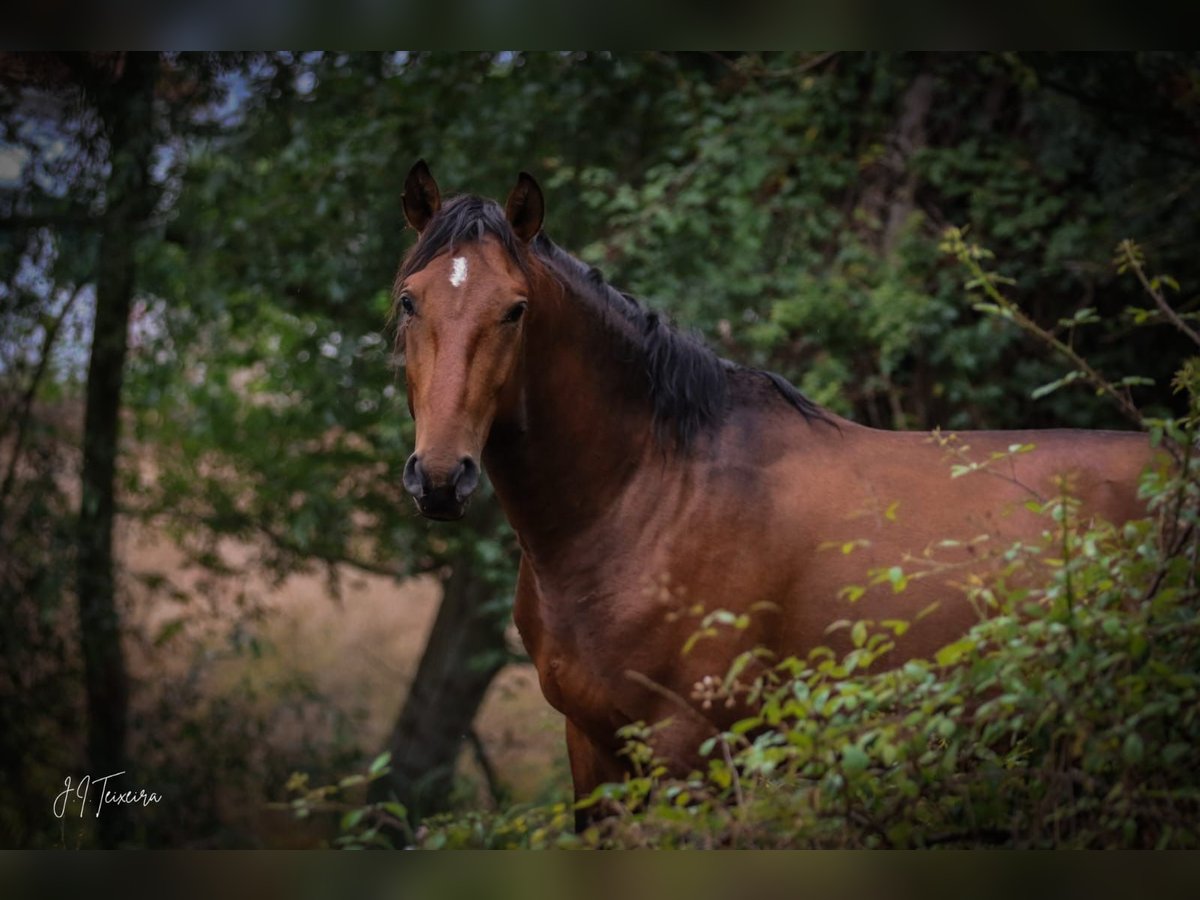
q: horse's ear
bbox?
[505,171,544,243]
[403,159,441,233]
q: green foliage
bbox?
[572,52,1200,431]
[0,405,80,848]
[283,751,414,849]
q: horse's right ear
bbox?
[505,171,544,243]
[403,160,441,233]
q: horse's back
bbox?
[737,414,1154,662]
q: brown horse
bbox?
[391,161,1153,819]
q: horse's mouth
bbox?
[415,495,470,521]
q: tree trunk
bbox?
[856,68,936,258]
[370,542,511,824]
[75,52,158,848]
[881,71,935,257]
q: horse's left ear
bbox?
[505,171,544,243]
[403,159,441,233]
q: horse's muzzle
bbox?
[402,453,480,520]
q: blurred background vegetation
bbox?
[1,51,1198,848]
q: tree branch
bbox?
[1118,239,1200,348]
[943,228,1144,428]
[0,284,84,530]
[0,212,94,231]
[254,523,408,581]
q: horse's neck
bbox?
[483,280,654,559]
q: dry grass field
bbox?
[117,514,567,844]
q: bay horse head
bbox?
[395,160,545,520]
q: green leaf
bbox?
[381,802,407,821]
[682,626,719,655]
[1031,370,1083,400]
[839,585,865,603]
[936,638,976,667]
[915,602,940,621]
[1162,743,1189,765]
[1129,633,1148,661]
[842,745,869,774]
[851,621,867,647]
[1122,732,1144,765]
[368,751,391,776]
[1057,307,1099,327]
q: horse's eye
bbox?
[400,295,416,317]
[502,301,527,324]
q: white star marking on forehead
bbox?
[449,256,468,287]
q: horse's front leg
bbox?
[565,718,625,833]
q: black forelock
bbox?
[394,193,830,449]
[396,194,531,287]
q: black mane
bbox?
[396,194,831,448]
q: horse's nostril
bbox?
[405,453,478,507]
[402,453,426,498]
[454,456,480,501]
